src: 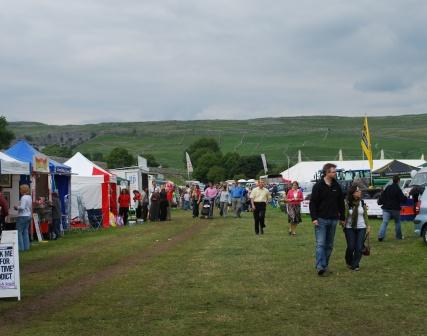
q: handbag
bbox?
[362,232,371,256]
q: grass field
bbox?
[1,209,425,335]
[9,114,427,170]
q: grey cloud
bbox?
[0,0,426,124]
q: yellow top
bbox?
[250,187,271,203]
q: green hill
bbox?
[9,115,427,171]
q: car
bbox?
[413,189,427,245]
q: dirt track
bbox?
[0,221,205,330]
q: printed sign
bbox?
[33,155,49,173]
[0,230,21,300]
[32,213,44,242]
[0,246,16,289]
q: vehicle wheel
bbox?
[422,225,427,245]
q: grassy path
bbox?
[1,209,425,335]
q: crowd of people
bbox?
[177,162,408,276]
[3,164,409,278]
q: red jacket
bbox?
[118,194,131,208]
[286,189,303,205]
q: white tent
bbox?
[65,153,118,227]
[0,152,30,175]
[281,159,426,183]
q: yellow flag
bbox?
[361,116,373,170]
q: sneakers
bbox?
[317,269,326,276]
[378,237,384,242]
[352,267,360,271]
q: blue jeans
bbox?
[344,228,366,269]
[314,218,338,271]
[16,216,31,251]
[378,209,402,240]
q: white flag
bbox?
[261,154,268,174]
[186,152,193,173]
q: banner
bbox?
[186,152,193,174]
[0,230,21,300]
[361,116,373,171]
[33,154,49,173]
[261,154,268,174]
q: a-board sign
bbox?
[32,213,44,242]
[0,230,21,300]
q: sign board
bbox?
[32,213,44,242]
[0,230,21,300]
[138,156,149,172]
[125,172,139,207]
[33,154,49,173]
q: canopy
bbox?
[0,151,30,175]
[372,160,418,177]
[65,152,116,183]
[281,159,426,183]
[6,140,71,175]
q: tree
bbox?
[192,152,222,182]
[140,153,159,167]
[222,152,241,178]
[236,155,264,179]
[106,147,135,168]
[42,144,72,157]
[184,138,221,167]
[92,152,104,161]
[0,116,15,149]
[207,166,226,183]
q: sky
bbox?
[0,0,426,124]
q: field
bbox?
[1,209,425,335]
[9,114,427,170]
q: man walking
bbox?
[377,175,407,241]
[309,163,345,276]
[250,180,271,235]
[230,181,244,217]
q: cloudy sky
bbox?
[1,0,426,124]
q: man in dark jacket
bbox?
[377,175,407,241]
[309,163,345,276]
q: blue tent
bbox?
[6,140,72,227]
[5,140,71,175]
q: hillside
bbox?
[9,115,427,171]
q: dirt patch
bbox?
[21,225,162,276]
[0,221,205,330]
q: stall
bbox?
[0,152,31,230]
[65,152,117,227]
[5,140,72,232]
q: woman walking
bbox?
[343,185,370,271]
[219,185,229,217]
[118,189,131,225]
[191,185,202,218]
[14,184,32,251]
[285,181,303,236]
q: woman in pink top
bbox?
[285,181,303,236]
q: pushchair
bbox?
[201,198,212,219]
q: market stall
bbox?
[65,152,117,227]
[5,140,72,233]
[0,152,31,230]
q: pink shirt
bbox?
[205,187,218,199]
